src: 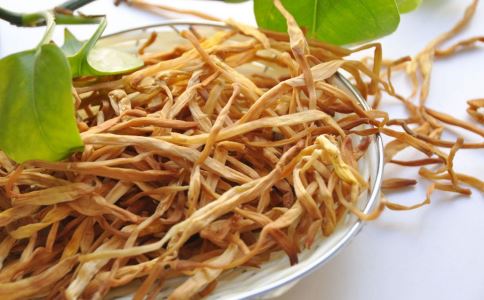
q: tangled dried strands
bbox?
[3,17,375,296]
[368,1,484,206]
[2,19,366,298]
[405,0,479,103]
[0,256,78,299]
[0,1,483,299]
[376,1,483,169]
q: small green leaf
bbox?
[62,17,107,77]
[0,44,84,163]
[254,0,400,45]
[61,28,84,56]
[397,0,422,13]
[62,18,143,77]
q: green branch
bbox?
[0,7,22,25]
[0,0,98,27]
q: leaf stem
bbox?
[37,12,55,47]
[54,14,103,25]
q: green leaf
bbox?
[0,44,84,163]
[397,0,422,13]
[62,17,107,77]
[87,47,144,74]
[253,0,400,45]
[62,18,143,77]
[61,28,84,56]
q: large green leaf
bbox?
[0,44,84,163]
[253,0,400,45]
[397,0,422,13]
[62,18,143,77]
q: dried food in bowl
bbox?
[0,21,382,300]
[92,22,384,299]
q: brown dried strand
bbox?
[400,123,484,149]
[138,31,158,55]
[197,84,239,164]
[389,158,444,167]
[382,184,433,211]
[419,168,483,192]
[466,99,484,123]
[435,36,484,57]
[424,107,484,137]
[335,182,385,221]
[273,0,317,109]
[130,0,221,22]
[382,178,418,190]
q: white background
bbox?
[1,1,483,299]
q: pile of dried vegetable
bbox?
[0,0,483,299]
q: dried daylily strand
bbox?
[168,244,240,300]
[382,178,418,190]
[138,31,158,55]
[424,107,484,137]
[466,99,484,123]
[435,36,484,58]
[129,0,221,22]
[389,158,443,167]
[382,183,434,211]
[226,18,271,49]
[197,84,239,164]
[273,0,317,109]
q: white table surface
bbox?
[1,1,483,299]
